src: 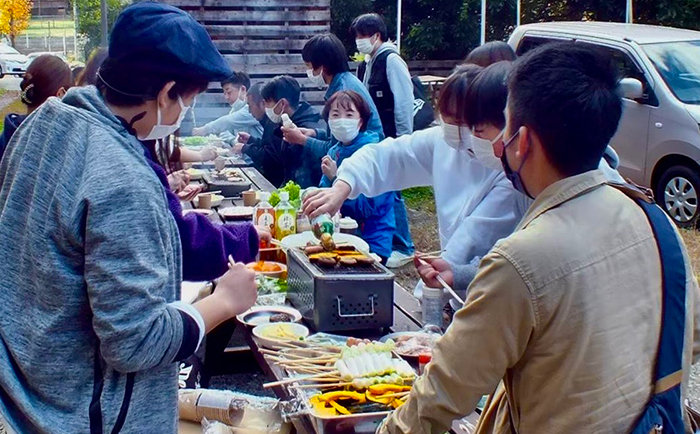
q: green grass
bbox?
[23,19,76,37]
[0,97,24,134]
[402,186,436,213]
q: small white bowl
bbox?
[252,323,309,348]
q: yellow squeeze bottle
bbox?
[274,191,297,240]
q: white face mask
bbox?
[329,118,361,143]
[306,68,326,87]
[231,97,246,112]
[471,130,504,171]
[442,123,472,151]
[356,36,377,55]
[139,96,189,141]
[265,101,283,124]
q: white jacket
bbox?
[336,126,528,272]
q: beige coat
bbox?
[381,170,700,434]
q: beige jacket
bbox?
[381,170,700,434]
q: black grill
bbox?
[313,263,385,275]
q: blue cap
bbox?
[108,2,232,82]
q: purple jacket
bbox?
[143,147,259,281]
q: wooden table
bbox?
[179,168,478,433]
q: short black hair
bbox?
[465,41,516,67]
[221,71,250,89]
[349,14,388,41]
[248,82,264,104]
[437,63,483,124]
[302,34,350,76]
[508,42,622,177]
[261,76,301,109]
[322,90,372,132]
[464,61,512,130]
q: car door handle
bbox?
[655,122,663,128]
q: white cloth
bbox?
[336,126,528,272]
[201,103,263,139]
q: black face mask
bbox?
[500,129,533,199]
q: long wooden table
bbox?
[179,167,477,434]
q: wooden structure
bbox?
[168,0,460,127]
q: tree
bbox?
[0,0,33,48]
[72,0,130,57]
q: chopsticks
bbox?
[416,257,464,305]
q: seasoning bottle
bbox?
[418,354,432,375]
[421,285,443,328]
[274,191,297,240]
[301,187,335,239]
[254,192,275,234]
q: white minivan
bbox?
[509,22,700,227]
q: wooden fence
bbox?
[166,0,458,126]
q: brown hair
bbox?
[465,41,516,67]
[322,90,371,132]
[20,54,72,111]
[437,63,483,124]
[76,47,108,86]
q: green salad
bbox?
[269,181,302,209]
[256,275,287,295]
[181,136,208,147]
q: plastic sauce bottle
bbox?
[274,191,297,240]
[281,114,296,130]
[421,285,444,328]
[254,192,276,234]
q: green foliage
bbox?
[331,0,700,61]
[402,186,435,213]
[72,0,130,57]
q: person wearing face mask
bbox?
[0,3,260,433]
[303,64,526,303]
[350,13,413,139]
[0,54,72,161]
[192,72,263,140]
[417,61,626,294]
[378,41,700,434]
[319,91,396,262]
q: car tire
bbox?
[0,66,4,79]
[656,164,700,228]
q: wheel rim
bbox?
[664,176,698,223]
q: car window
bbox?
[516,35,568,56]
[583,43,659,107]
[643,40,700,105]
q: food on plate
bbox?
[334,341,415,382]
[182,136,208,147]
[255,275,287,295]
[247,261,283,273]
[258,323,304,340]
[214,168,245,182]
[346,337,372,347]
[269,181,301,209]
[186,168,204,179]
[320,233,336,251]
[269,313,293,323]
[394,333,440,357]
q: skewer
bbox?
[288,382,353,390]
[416,257,464,305]
[376,391,411,399]
[276,356,337,365]
[263,371,340,388]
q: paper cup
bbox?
[242,190,258,207]
[198,193,213,209]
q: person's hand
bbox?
[199,146,217,162]
[415,256,454,289]
[232,143,245,155]
[192,127,206,137]
[282,126,312,146]
[177,184,203,201]
[321,156,338,180]
[168,170,189,192]
[255,226,272,244]
[237,132,251,144]
[302,181,352,219]
[216,262,257,315]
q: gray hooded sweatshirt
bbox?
[0,86,196,433]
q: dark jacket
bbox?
[142,144,259,281]
[243,102,325,188]
[0,113,26,161]
[320,131,395,258]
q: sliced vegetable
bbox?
[328,400,351,415]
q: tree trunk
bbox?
[10,34,16,48]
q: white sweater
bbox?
[336,126,528,273]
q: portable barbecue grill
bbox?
[286,249,394,332]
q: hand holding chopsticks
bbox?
[415,257,464,305]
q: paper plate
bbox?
[237,306,302,327]
[219,206,254,220]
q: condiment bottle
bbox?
[418,354,432,375]
[254,192,276,234]
[281,114,296,129]
[421,285,443,328]
[274,191,297,240]
[301,187,335,239]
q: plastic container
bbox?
[421,285,443,327]
[339,217,359,235]
[254,192,276,233]
[274,191,297,240]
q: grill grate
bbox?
[313,263,385,275]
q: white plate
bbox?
[193,194,224,208]
[220,206,254,220]
[280,231,370,253]
[253,323,309,348]
[183,208,214,218]
[186,168,204,180]
[237,306,302,327]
